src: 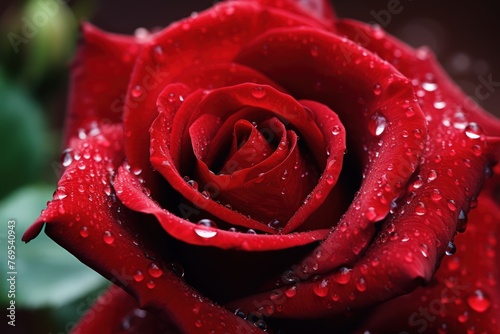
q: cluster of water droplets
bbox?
[233,308,268,331]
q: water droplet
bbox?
[131,85,144,99]
[419,244,429,258]
[282,270,299,284]
[234,308,246,319]
[254,319,267,331]
[447,200,457,211]
[267,219,281,230]
[365,207,377,221]
[134,270,144,282]
[368,112,387,136]
[61,149,73,167]
[415,202,427,216]
[148,263,163,278]
[333,267,352,285]
[146,280,155,289]
[313,278,329,297]
[167,262,185,278]
[373,83,382,96]
[331,125,341,136]
[246,229,257,234]
[80,226,89,238]
[427,170,437,182]
[403,252,414,264]
[356,277,366,292]
[251,86,266,99]
[412,175,424,189]
[285,285,297,298]
[269,291,280,302]
[103,185,112,196]
[422,82,438,92]
[187,179,198,190]
[434,101,446,109]
[431,189,442,202]
[457,210,468,233]
[405,106,415,117]
[194,219,218,238]
[103,231,114,245]
[77,160,86,170]
[464,122,483,139]
[152,45,166,63]
[369,24,385,39]
[467,290,491,312]
[132,167,142,176]
[458,311,469,323]
[325,174,335,185]
[445,241,456,256]
[194,319,203,328]
[54,187,68,200]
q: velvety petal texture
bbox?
[23,0,500,333]
[63,23,145,146]
[71,285,178,334]
[356,192,500,333]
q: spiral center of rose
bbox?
[191,111,320,231]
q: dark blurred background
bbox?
[0,0,499,333]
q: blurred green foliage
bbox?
[0,70,51,199]
[0,0,108,332]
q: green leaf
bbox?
[0,184,108,309]
[0,70,51,200]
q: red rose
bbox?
[23,0,500,333]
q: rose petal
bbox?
[150,83,344,232]
[357,193,500,334]
[330,19,499,263]
[235,26,427,273]
[225,20,499,321]
[229,0,336,30]
[23,125,257,334]
[71,285,179,334]
[153,88,275,233]
[123,1,334,186]
[115,165,330,251]
[173,62,288,94]
[64,23,144,146]
[23,124,124,241]
[216,118,276,172]
[335,19,500,137]
[193,116,314,227]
